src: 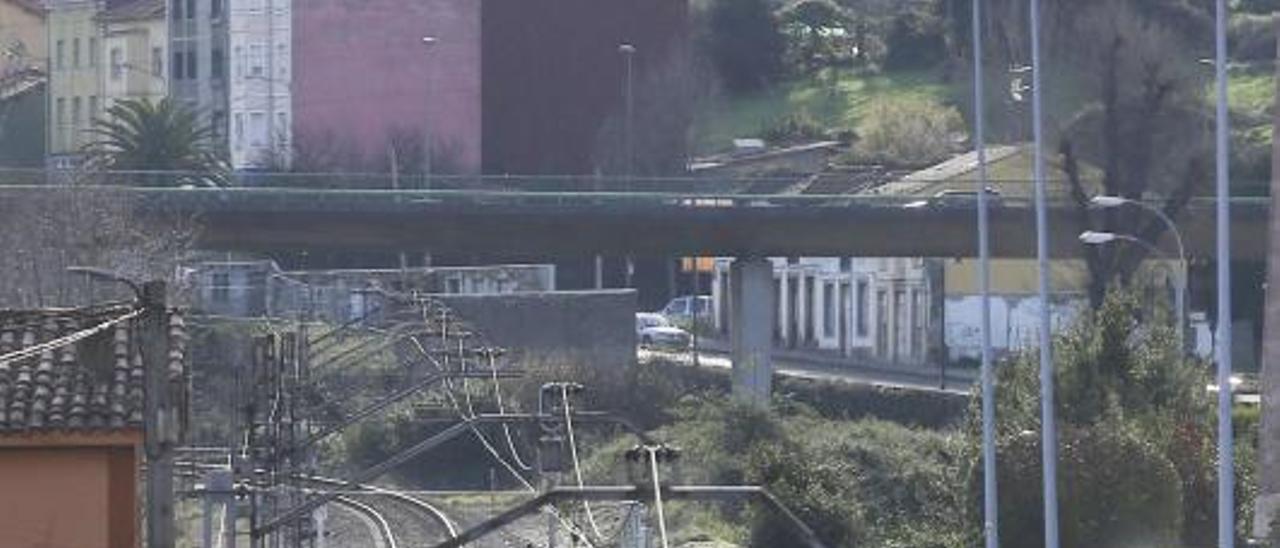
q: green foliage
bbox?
[703,0,786,92]
[1237,0,1280,14]
[83,98,228,185]
[760,109,828,144]
[989,425,1184,548]
[848,98,963,167]
[659,400,966,547]
[1229,13,1278,61]
[883,7,948,71]
[778,0,855,72]
[966,291,1256,546]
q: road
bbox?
[638,347,975,396]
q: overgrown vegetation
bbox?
[846,98,964,167]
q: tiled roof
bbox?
[0,305,186,433]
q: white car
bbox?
[636,312,691,348]
[660,295,712,325]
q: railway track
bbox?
[332,496,396,548]
[301,476,459,546]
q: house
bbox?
[0,303,187,548]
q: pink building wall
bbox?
[293,0,481,174]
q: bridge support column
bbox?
[730,257,774,405]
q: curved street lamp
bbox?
[1078,230,1186,354]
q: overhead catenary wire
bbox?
[562,384,606,541]
[402,298,596,547]
[647,446,671,548]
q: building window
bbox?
[276,43,288,76]
[72,38,80,68]
[55,97,65,126]
[110,47,123,80]
[876,290,888,357]
[856,280,868,336]
[88,38,97,67]
[912,290,926,360]
[172,50,184,79]
[186,0,196,19]
[56,40,64,69]
[72,97,81,127]
[212,110,225,138]
[234,46,244,77]
[211,48,224,80]
[88,96,98,124]
[172,0,182,20]
[894,289,907,361]
[211,0,223,19]
[212,273,230,302]
[187,50,197,79]
[249,112,266,146]
[275,112,287,141]
[234,113,244,149]
[152,47,163,76]
[822,283,835,337]
[249,44,264,77]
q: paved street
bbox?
[638,346,975,396]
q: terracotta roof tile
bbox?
[0,305,185,434]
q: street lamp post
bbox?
[620,43,636,288]
[1087,196,1189,353]
[1078,230,1187,351]
[422,36,437,188]
[1029,0,1060,545]
[971,0,999,546]
[1213,0,1235,545]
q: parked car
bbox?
[636,312,691,348]
[660,295,712,324]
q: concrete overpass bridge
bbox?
[2,183,1265,259]
[3,178,1269,401]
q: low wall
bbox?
[436,289,636,369]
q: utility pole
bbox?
[143,281,176,548]
[1255,8,1280,539]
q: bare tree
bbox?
[0,181,196,307]
[985,0,1211,308]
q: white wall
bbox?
[944,294,1084,361]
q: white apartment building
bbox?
[101,0,167,108]
[227,0,289,169]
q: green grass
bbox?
[693,68,950,154]
[1204,62,1274,122]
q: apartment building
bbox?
[46,0,102,165]
[227,0,289,169]
[167,0,226,143]
[100,0,166,107]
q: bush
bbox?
[986,424,1184,548]
[849,99,963,167]
[761,110,829,145]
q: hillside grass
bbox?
[693,68,950,154]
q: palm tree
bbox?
[82,97,228,186]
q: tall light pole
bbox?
[972,0,999,546]
[1078,230,1187,352]
[1029,0,1059,546]
[1213,0,1235,545]
[422,36,437,188]
[620,43,636,288]
[1087,196,1189,353]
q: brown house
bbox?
[0,305,186,548]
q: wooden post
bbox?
[143,281,175,548]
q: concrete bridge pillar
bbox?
[730,257,774,405]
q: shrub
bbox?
[849,99,963,167]
[985,424,1184,548]
[761,110,829,145]
[1229,13,1278,61]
